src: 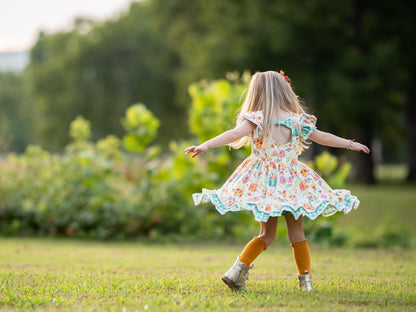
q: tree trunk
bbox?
[354,131,376,184]
[406,73,416,181]
[351,0,375,184]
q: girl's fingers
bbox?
[184,146,196,155]
[355,143,370,154]
[362,144,370,154]
[192,149,203,158]
[185,146,203,157]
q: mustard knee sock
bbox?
[291,239,311,275]
[239,236,268,266]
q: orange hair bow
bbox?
[280,70,291,82]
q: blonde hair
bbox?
[230,71,308,151]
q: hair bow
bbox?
[279,70,291,82]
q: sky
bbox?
[0,0,137,52]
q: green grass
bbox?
[375,164,409,182]
[1,238,415,311]
[334,180,416,248]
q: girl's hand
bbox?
[309,130,370,154]
[184,144,208,158]
[350,141,370,154]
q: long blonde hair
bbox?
[229,71,307,150]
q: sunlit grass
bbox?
[1,238,415,311]
[336,177,416,248]
[375,163,408,182]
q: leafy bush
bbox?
[308,151,352,189]
[0,108,153,239]
[122,104,160,153]
[0,143,127,239]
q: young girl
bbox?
[185,70,370,292]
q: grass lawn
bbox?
[1,238,415,311]
[335,182,416,248]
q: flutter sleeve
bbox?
[238,111,263,138]
[300,113,317,140]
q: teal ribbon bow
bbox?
[273,118,293,128]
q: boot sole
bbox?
[221,276,237,290]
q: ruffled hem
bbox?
[193,189,359,221]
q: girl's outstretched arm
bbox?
[185,120,256,158]
[309,129,370,154]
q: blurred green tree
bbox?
[0,72,33,152]
[26,4,183,150]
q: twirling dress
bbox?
[192,111,359,221]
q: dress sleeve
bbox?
[300,113,317,140]
[238,111,263,138]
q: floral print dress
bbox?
[192,111,359,221]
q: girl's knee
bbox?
[287,230,305,243]
[257,233,275,246]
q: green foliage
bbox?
[121,104,159,153]
[188,72,250,141]
[96,135,122,160]
[0,143,125,239]
[1,106,149,239]
[314,151,338,176]
[69,116,91,142]
[309,151,352,189]
[25,3,184,150]
[0,72,34,152]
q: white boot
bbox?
[298,270,313,291]
[221,257,255,291]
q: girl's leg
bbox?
[222,217,277,291]
[258,216,278,245]
[284,214,311,275]
[239,217,278,266]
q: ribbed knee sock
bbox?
[239,236,268,266]
[291,239,311,275]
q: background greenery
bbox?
[0,0,415,182]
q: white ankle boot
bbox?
[221,257,255,291]
[298,270,313,291]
